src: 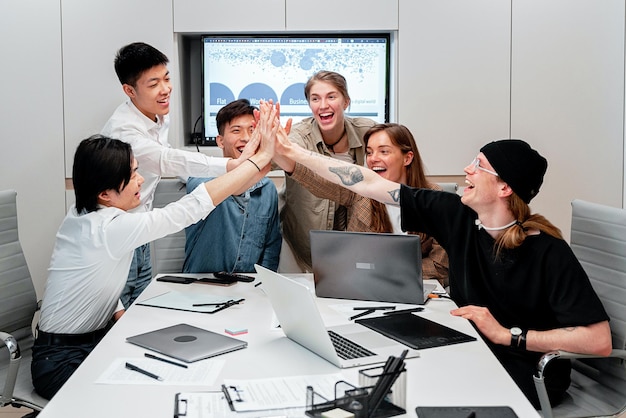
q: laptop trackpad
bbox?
[331,324,392,349]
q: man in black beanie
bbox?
[272,130,611,410]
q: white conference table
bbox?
[37,273,540,418]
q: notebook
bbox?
[355,313,476,350]
[255,264,420,369]
[126,323,247,363]
[415,406,518,417]
[310,230,436,304]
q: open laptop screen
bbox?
[310,230,428,304]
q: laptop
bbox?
[310,230,436,304]
[126,323,247,363]
[254,264,420,369]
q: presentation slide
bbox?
[202,36,389,140]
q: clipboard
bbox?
[174,391,307,417]
[220,374,343,413]
[174,391,230,418]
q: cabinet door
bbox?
[397,0,511,175]
[286,0,398,31]
[511,0,624,237]
[173,0,286,32]
[62,0,173,177]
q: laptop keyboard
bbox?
[328,330,376,360]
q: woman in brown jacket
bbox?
[285,123,449,286]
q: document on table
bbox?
[95,357,225,385]
[222,373,346,412]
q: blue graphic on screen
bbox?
[203,36,389,140]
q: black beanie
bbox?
[480,139,547,203]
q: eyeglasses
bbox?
[468,157,499,177]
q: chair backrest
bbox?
[0,190,38,346]
[570,199,626,382]
[436,182,458,194]
[150,179,187,275]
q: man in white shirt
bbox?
[101,42,255,307]
[32,104,276,398]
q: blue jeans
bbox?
[120,244,152,308]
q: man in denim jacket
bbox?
[182,99,281,273]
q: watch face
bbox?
[511,327,522,336]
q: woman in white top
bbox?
[32,105,277,399]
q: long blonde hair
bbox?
[494,193,563,256]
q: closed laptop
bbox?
[126,323,247,363]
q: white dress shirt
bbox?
[38,185,215,334]
[101,100,228,212]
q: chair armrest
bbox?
[0,332,20,360]
[0,332,22,407]
[536,349,626,378]
[534,349,626,418]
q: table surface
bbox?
[37,273,540,418]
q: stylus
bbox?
[352,306,395,311]
[383,307,424,315]
[144,353,188,368]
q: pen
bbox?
[211,298,245,313]
[383,307,424,315]
[144,352,188,368]
[192,302,228,307]
[125,362,163,381]
[352,306,395,311]
[254,282,262,287]
[350,308,375,321]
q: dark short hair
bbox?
[73,135,133,213]
[114,42,169,87]
[215,99,257,136]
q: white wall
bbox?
[1,0,624,294]
[510,0,624,234]
[0,1,66,297]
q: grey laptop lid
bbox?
[255,264,419,369]
[126,323,247,363]
[310,230,433,304]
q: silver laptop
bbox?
[126,323,247,363]
[310,230,436,304]
[255,264,420,369]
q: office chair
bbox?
[436,182,459,194]
[150,179,187,274]
[534,199,626,418]
[0,189,47,414]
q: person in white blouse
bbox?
[32,104,278,399]
[101,42,257,308]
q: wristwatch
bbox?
[510,327,522,347]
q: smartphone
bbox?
[196,277,236,286]
[214,271,255,283]
[156,275,196,284]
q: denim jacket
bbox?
[182,177,281,273]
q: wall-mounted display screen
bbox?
[202,34,390,144]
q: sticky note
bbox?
[225,327,248,336]
[321,408,355,418]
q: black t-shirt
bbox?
[399,185,609,406]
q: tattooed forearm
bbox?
[388,188,400,203]
[329,166,364,186]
